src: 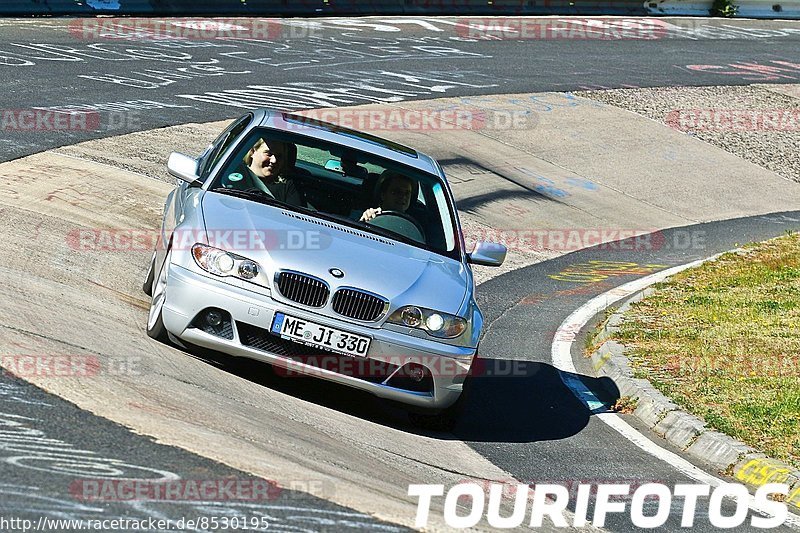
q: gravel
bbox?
[575,84,800,183]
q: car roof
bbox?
[254,109,441,175]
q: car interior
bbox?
[215,133,455,254]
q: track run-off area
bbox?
[0,15,799,532]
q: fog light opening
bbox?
[408,364,426,383]
[205,309,223,327]
[388,363,434,394]
[191,308,234,340]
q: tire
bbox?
[146,249,171,342]
[142,251,156,297]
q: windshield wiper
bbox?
[361,224,424,247]
[211,187,329,221]
[209,187,293,208]
[322,212,427,246]
[313,211,361,227]
[294,209,419,246]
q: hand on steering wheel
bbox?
[360,207,383,222]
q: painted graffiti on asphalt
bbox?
[683,60,800,81]
[0,411,179,479]
[174,71,501,110]
[0,409,401,530]
[549,261,668,283]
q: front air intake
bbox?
[275,271,330,308]
[331,288,388,322]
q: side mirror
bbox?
[167,152,202,186]
[468,241,507,267]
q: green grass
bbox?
[607,233,800,469]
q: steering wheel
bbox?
[371,210,426,243]
[375,210,425,234]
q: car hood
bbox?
[201,193,469,313]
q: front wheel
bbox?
[146,249,171,342]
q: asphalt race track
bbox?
[1,15,800,532]
[2,16,800,159]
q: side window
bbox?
[200,115,252,180]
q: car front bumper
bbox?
[162,264,475,409]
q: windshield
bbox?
[209,128,459,259]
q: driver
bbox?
[360,171,415,222]
[240,138,304,206]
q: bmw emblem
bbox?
[329,268,345,278]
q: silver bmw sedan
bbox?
[144,110,506,412]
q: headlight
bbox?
[425,313,445,332]
[191,244,260,280]
[399,306,423,328]
[238,260,259,280]
[387,306,467,339]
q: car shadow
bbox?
[438,157,570,212]
[451,358,619,443]
[179,341,413,428]
[178,341,618,442]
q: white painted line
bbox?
[551,258,800,529]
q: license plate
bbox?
[271,312,371,358]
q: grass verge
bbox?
[607,232,800,469]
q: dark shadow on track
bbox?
[452,358,617,443]
[176,340,418,429]
[457,188,555,213]
[438,157,569,210]
[166,339,615,442]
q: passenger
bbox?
[242,138,304,206]
[360,171,416,222]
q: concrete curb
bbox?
[589,282,800,510]
[645,0,800,18]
